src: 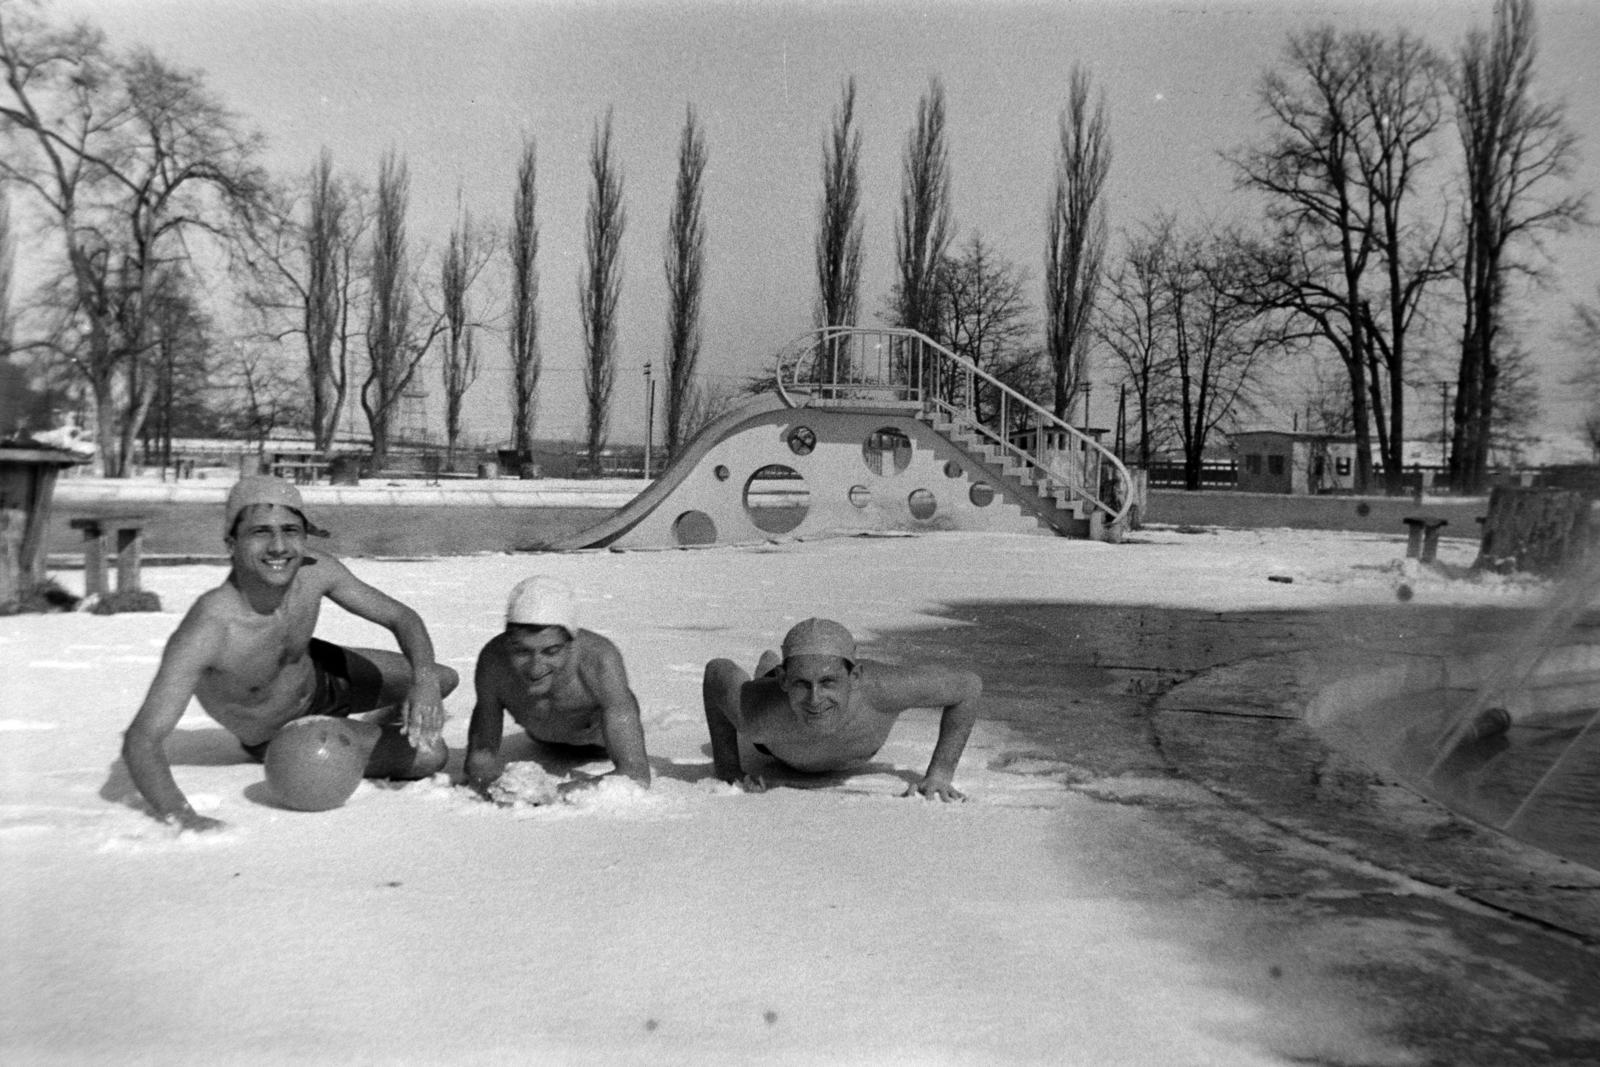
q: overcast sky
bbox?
[50,0,1600,457]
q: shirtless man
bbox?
[702,618,981,801]
[464,576,650,796]
[122,476,460,831]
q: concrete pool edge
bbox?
[1153,647,1600,946]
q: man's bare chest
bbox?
[204,600,322,690]
[749,696,888,752]
[504,670,599,724]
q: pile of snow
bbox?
[485,760,562,806]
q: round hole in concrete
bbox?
[969,482,995,507]
[672,510,717,546]
[848,485,872,508]
[944,460,963,478]
[744,464,810,534]
[862,427,913,476]
[787,426,817,456]
[713,464,730,482]
[908,488,937,520]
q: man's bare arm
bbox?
[122,604,227,830]
[702,659,750,785]
[584,644,651,787]
[875,663,982,801]
[464,652,507,792]
[320,555,444,743]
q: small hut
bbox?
[1,439,89,611]
[1231,431,1357,495]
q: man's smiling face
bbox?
[227,504,308,587]
[504,625,574,696]
[781,654,858,734]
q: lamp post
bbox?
[642,361,656,480]
[1436,380,1452,470]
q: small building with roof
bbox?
[1231,430,1358,495]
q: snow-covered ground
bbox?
[0,528,1546,1065]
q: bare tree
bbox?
[1451,0,1588,491]
[1166,226,1286,490]
[1490,337,1541,464]
[1045,65,1111,421]
[1233,26,1456,494]
[362,149,442,469]
[0,182,55,438]
[1099,217,1178,467]
[815,76,864,381]
[678,378,739,445]
[0,6,263,475]
[239,147,368,451]
[1300,355,1358,436]
[893,76,953,341]
[1564,284,1600,457]
[439,203,492,469]
[1358,31,1455,491]
[226,341,298,461]
[508,137,541,457]
[934,234,1040,430]
[141,268,224,472]
[663,105,708,455]
[0,181,11,361]
[1581,413,1600,464]
[579,109,625,475]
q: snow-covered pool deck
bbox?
[4,529,1598,1065]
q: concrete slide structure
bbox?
[544,394,1072,550]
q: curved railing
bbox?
[775,326,1133,528]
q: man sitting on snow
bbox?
[464,576,651,797]
[122,476,459,831]
[702,618,981,801]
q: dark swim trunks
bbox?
[239,639,379,761]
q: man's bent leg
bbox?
[311,641,460,715]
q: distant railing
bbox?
[1145,462,1238,490]
[775,326,1133,527]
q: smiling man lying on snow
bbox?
[463,575,652,799]
[121,476,460,831]
[702,618,982,801]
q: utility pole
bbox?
[642,361,656,480]
[1115,384,1127,461]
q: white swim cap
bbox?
[506,576,578,635]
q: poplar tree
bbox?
[893,77,953,341]
[580,109,625,475]
[1045,66,1111,422]
[814,77,864,382]
[663,106,708,454]
[1450,0,1587,491]
[508,137,541,457]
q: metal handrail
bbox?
[775,326,1133,526]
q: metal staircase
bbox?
[774,326,1133,540]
